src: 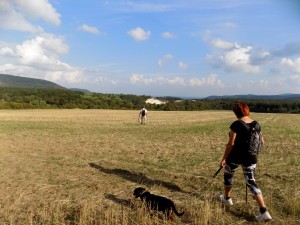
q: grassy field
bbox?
[0,109,299,225]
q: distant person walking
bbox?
[138,107,148,125]
[219,102,272,222]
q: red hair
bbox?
[233,102,250,118]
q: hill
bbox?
[206,94,300,100]
[0,74,65,89]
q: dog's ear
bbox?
[135,187,146,193]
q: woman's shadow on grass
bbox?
[88,162,183,192]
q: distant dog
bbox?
[133,187,184,221]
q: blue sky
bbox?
[1,0,300,97]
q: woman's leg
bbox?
[242,164,262,197]
[242,164,270,213]
[240,164,272,221]
[223,162,239,198]
[254,193,266,208]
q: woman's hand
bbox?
[220,159,226,168]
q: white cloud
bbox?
[189,74,224,87]
[167,77,186,86]
[130,74,165,85]
[14,0,61,26]
[162,32,176,39]
[222,45,260,73]
[258,80,269,88]
[45,69,86,84]
[79,24,100,34]
[178,61,188,69]
[0,47,15,57]
[208,42,261,74]
[211,38,235,49]
[130,73,224,88]
[288,74,300,84]
[280,57,300,73]
[0,34,89,86]
[15,35,69,68]
[279,57,300,88]
[127,27,151,41]
[0,0,60,32]
[104,1,174,13]
[272,42,300,57]
[250,48,272,65]
[158,54,173,66]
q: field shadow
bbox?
[228,208,255,222]
[89,163,183,192]
[105,194,135,209]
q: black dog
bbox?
[133,187,184,221]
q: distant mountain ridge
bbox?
[206,94,300,100]
[0,74,65,89]
[1,74,299,101]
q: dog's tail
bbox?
[172,204,184,217]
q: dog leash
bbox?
[187,166,223,196]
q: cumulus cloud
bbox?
[280,57,300,74]
[162,32,176,39]
[258,80,269,89]
[0,34,88,85]
[0,0,60,32]
[127,27,151,41]
[130,73,185,86]
[14,0,61,25]
[211,38,235,49]
[178,61,188,69]
[130,73,224,88]
[250,48,272,65]
[0,47,15,57]
[222,45,260,73]
[130,74,165,85]
[189,74,224,87]
[167,77,186,86]
[207,41,261,74]
[158,54,173,66]
[14,35,69,69]
[79,24,100,34]
[272,42,300,57]
[288,74,300,84]
[44,69,86,84]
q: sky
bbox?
[1,0,300,98]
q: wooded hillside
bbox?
[0,87,300,113]
[0,74,65,89]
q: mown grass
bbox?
[0,109,299,224]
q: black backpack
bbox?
[141,109,146,116]
[239,120,263,156]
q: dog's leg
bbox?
[170,216,174,223]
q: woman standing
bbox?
[219,102,272,222]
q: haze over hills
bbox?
[205,94,300,100]
[1,74,299,101]
[0,74,65,89]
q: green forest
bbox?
[1,87,300,113]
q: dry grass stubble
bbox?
[0,109,299,224]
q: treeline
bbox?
[0,88,148,110]
[0,87,300,113]
[162,98,300,113]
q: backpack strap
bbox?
[239,120,260,131]
[238,120,250,131]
